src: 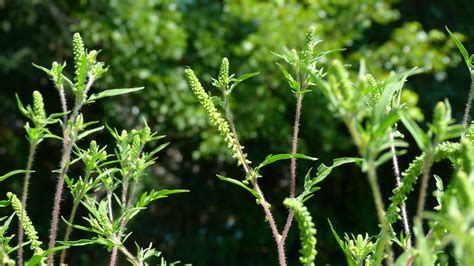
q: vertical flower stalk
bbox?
[185,68,287,266]
[18,91,46,265]
[282,26,315,245]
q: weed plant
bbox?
[0,25,473,265]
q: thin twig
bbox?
[281,93,303,244]
[223,98,286,266]
[18,140,38,265]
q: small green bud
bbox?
[75,114,84,129]
[301,26,316,61]
[141,126,151,143]
[432,101,449,141]
[218,57,230,87]
[32,91,46,122]
[73,33,85,76]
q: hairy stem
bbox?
[60,166,92,264]
[109,244,118,266]
[18,140,38,266]
[367,158,393,266]
[281,93,303,244]
[389,130,412,248]
[462,75,474,127]
[415,149,434,230]
[59,200,80,263]
[48,138,73,265]
[223,98,286,266]
[48,77,94,265]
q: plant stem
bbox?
[48,135,73,266]
[462,75,474,127]
[389,130,412,248]
[345,116,392,265]
[109,244,118,266]
[223,98,286,266]
[59,200,80,263]
[48,77,94,265]
[281,93,303,244]
[367,158,394,266]
[415,149,434,230]
[18,140,38,266]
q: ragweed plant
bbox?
[188,26,473,265]
[0,33,186,265]
[186,27,357,266]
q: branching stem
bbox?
[48,76,95,265]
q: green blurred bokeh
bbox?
[0,0,473,264]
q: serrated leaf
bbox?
[257,153,317,170]
[86,87,144,104]
[217,174,259,199]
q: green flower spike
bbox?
[185,68,251,167]
[284,198,317,266]
[7,192,43,255]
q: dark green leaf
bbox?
[257,153,317,170]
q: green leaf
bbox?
[313,157,360,185]
[0,169,28,182]
[78,126,104,140]
[229,72,260,92]
[257,153,317,170]
[372,110,400,138]
[446,26,471,69]
[275,62,299,90]
[86,87,144,104]
[137,189,189,208]
[328,220,357,266]
[217,174,259,200]
[32,63,52,76]
[400,111,429,151]
[15,94,29,118]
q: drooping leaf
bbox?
[217,174,259,200]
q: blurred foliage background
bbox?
[0,0,473,265]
